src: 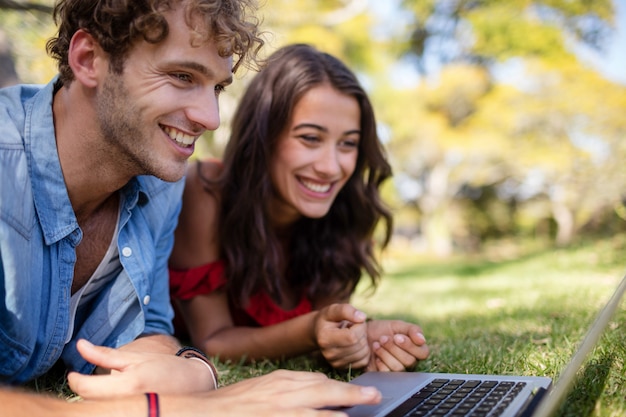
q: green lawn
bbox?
[31,236,626,416]
[216,236,626,416]
[349,236,626,417]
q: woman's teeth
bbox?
[301,179,331,193]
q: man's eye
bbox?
[215,85,227,96]
[172,73,192,83]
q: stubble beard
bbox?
[96,71,186,183]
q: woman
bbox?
[169,44,429,371]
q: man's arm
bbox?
[68,338,217,399]
[2,370,382,417]
[67,179,217,398]
[0,387,143,417]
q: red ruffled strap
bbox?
[245,291,313,326]
[169,260,313,327]
[169,260,226,300]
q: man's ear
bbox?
[68,29,107,88]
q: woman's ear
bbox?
[67,29,107,88]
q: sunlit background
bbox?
[2,0,625,258]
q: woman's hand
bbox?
[312,303,371,369]
[365,320,429,372]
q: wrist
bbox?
[145,393,160,417]
[176,346,219,390]
[308,311,321,349]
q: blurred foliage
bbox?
[0,1,55,85]
[385,0,626,254]
[2,0,625,255]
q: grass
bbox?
[347,235,626,417]
[30,235,626,416]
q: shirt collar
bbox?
[27,78,150,245]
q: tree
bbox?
[0,0,54,86]
[0,0,51,12]
[0,30,19,87]
[384,0,623,252]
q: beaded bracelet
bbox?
[175,346,219,389]
[145,392,159,417]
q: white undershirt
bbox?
[66,205,123,344]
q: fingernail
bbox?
[373,341,381,350]
[360,386,380,397]
[417,333,426,343]
[79,339,93,347]
[354,310,367,321]
[380,335,389,344]
[394,334,405,344]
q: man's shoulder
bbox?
[0,83,46,108]
[0,82,52,145]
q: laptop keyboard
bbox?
[387,378,527,417]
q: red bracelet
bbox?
[145,392,160,417]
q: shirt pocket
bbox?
[0,324,32,383]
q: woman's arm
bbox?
[180,291,317,360]
[178,292,371,368]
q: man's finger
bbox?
[67,370,131,399]
[76,338,130,372]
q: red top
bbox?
[169,260,313,329]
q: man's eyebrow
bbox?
[170,61,233,85]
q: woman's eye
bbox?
[299,135,319,143]
[340,138,359,148]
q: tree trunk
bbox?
[0,29,20,87]
[551,201,575,246]
[419,162,454,257]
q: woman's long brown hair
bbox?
[211,43,393,308]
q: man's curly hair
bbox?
[46,0,263,84]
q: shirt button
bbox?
[143,295,151,305]
[122,247,133,257]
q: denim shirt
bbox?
[0,79,183,384]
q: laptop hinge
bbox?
[516,387,548,417]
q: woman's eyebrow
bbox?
[293,123,327,132]
[293,123,361,136]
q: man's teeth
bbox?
[164,127,196,147]
[301,179,331,193]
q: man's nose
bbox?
[185,88,221,131]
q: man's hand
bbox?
[365,320,429,372]
[1,368,381,417]
[313,304,370,369]
[68,339,217,399]
[197,370,381,416]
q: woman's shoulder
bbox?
[185,158,223,193]
[197,158,224,179]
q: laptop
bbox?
[342,272,626,417]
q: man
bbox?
[0,0,381,415]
